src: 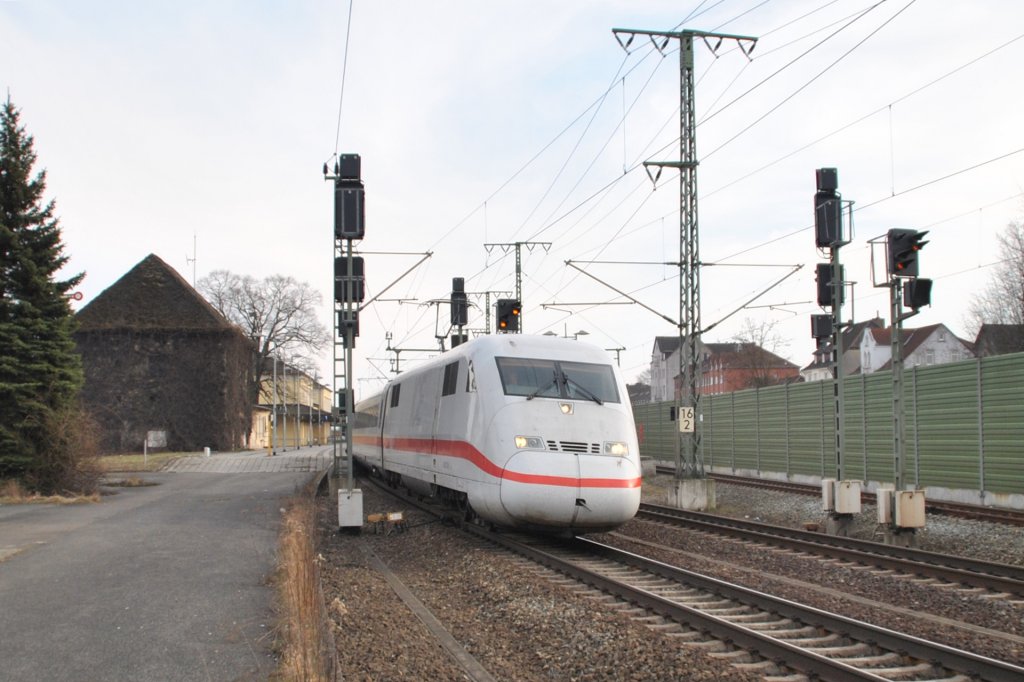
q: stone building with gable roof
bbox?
[74,254,252,453]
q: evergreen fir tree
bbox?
[0,97,84,486]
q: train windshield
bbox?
[495,357,620,403]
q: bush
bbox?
[23,406,102,496]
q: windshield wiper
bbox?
[563,373,603,405]
[525,371,559,400]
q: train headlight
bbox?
[514,435,544,449]
[603,441,628,457]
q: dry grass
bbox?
[95,451,199,472]
[273,482,337,681]
[0,478,100,505]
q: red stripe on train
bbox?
[351,434,640,489]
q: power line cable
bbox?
[703,0,916,160]
[701,29,1024,199]
[509,63,628,241]
[716,146,1024,263]
[709,0,773,32]
[436,0,778,255]
[426,52,637,251]
[525,55,670,243]
[332,0,355,155]
[591,0,883,178]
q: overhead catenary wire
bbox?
[576,17,1024,266]
[460,1,882,342]
[520,1,897,301]
[351,3,1023,382]
[430,0,782,258]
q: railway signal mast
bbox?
[611,25,756,511]
[811,168,863,537]
[326,153,365,531]
[875,228,932,546]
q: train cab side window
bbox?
[390,384,401,408]
[466,360,477,392]
[442,361,459,396]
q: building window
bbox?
[924,349,935,365]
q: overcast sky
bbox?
[4,0,1023,396]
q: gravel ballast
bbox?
[318,476,1024,680]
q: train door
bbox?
[378,386,391,470]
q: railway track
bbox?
[636,502,1024,599]
[472,528,1024,682]
[363,475,1023,681]
[654,467,1024,527]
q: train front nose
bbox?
[499,451,641,530]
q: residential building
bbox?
[255,360,333,450]
[700,342,800,395]
[650,336,681,402]
[651,336,799,399]
[973,324,1024,357]
[801,317,885,381]
[860,323,974,373]
[626,382,651,405]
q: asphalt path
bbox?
[0,447,332,681]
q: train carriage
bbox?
[352,334,641,533]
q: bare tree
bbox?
[966,220,1024,337]
[730,317,794,389]
[199,271,330,412]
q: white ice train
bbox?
[350,334,642,534]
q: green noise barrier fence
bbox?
[632,353,1024,506]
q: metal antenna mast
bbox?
[612,27,757,482]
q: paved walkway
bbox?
[0,446,335,681]
[163,445,335,473]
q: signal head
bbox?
[887,228,925,278]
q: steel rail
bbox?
[465,527,1024,682]
[464,526,880,682]
[363,474,1023,681]
[637,503,1024,593]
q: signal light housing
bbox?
[811,314,832,340]
[813,168,841,248]
[334,256,365,303]
[334,154,365,240]
[815,263,843,308]
[815,167,838,193]
[496,298,521,332]
[814,192,841,248]
[887,228,928,278]
[451,277,468,327]
[337,309,359,347]
[904,278,932,310]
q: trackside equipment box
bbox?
[338,489,363,529]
